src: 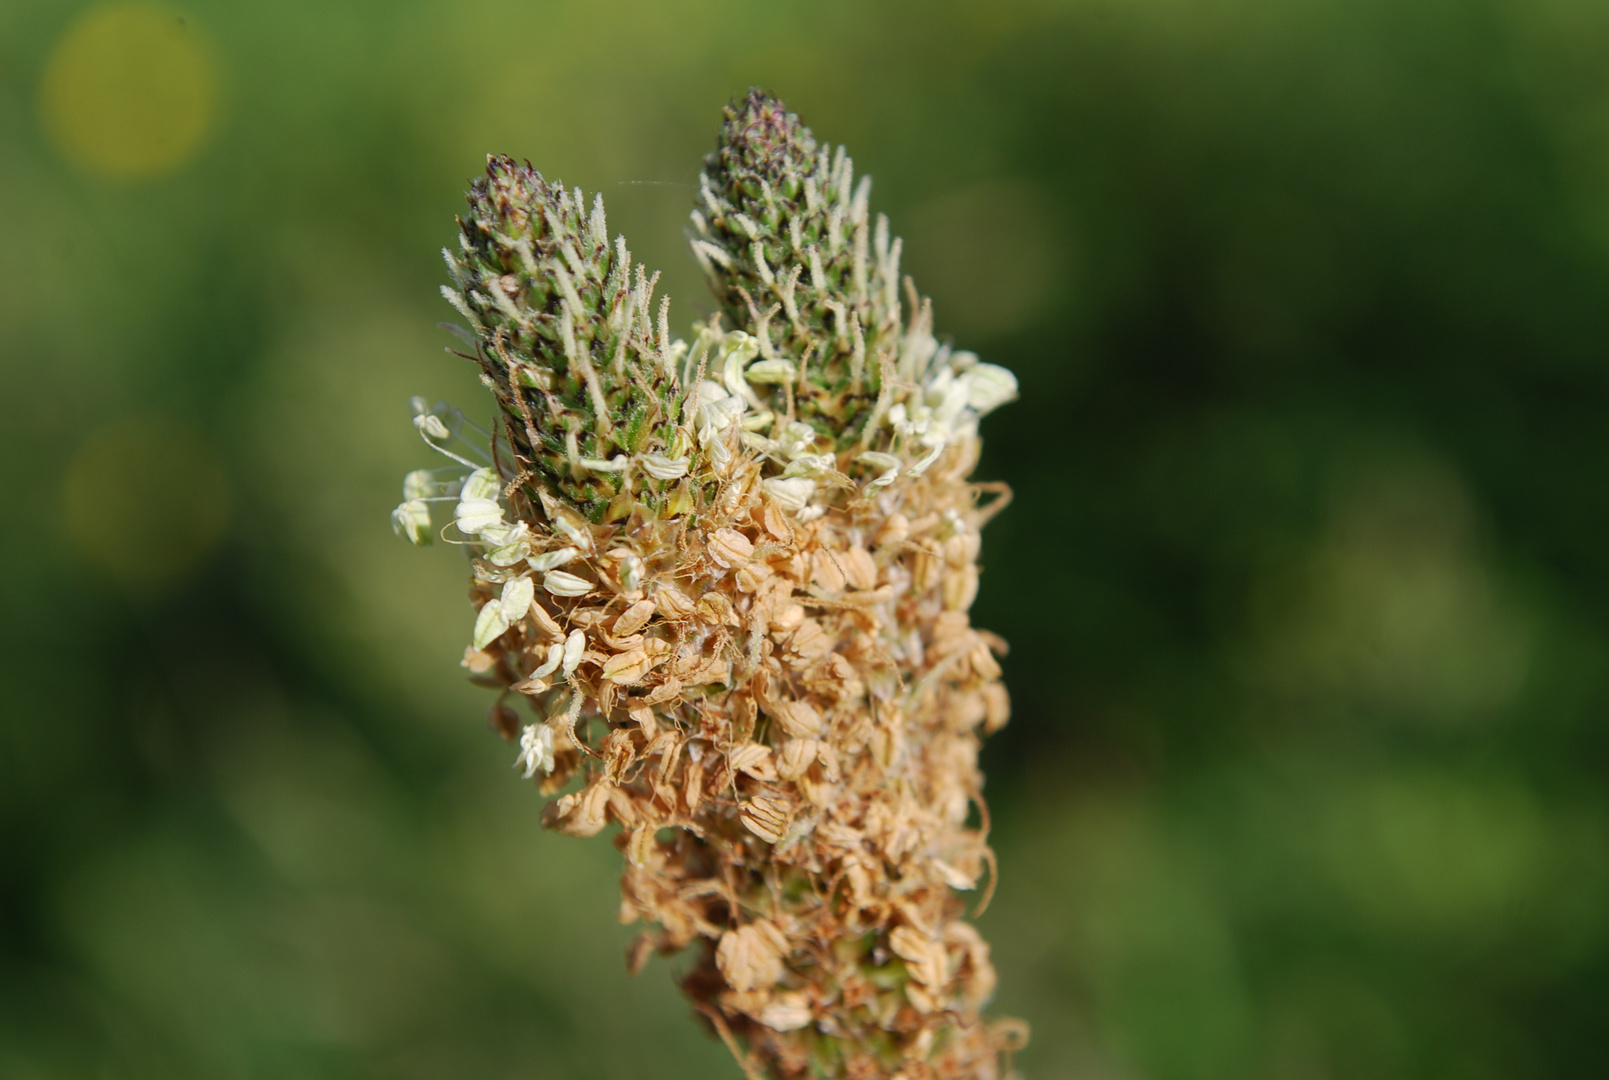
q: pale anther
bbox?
[391,499,432,545]
[543,570,593,597]
[528,546,580,572]
[561,628,585,675]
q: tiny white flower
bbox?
[561,628,586,675]
[782,452,836,479]
[857,450,899,470]
[576,454,629,472]
[500,575,535,623]
[414,412,451,440]
[391,499,432,545]
[531,641,564,678]
[528,546,580,572]
[537,492,594,552]
[718,331,761,401]
[461,467,502,501]
[617,553,645,592]
[702,432,733,471]
[483,522,533,566]
[410,397,461,441]
[471,562,518,585]
[402,469,438,500]
[902,407,937,441]
[543,569,593,597]
[515,723,555,778]
[856,451,901,492]
[963,363,1018,414]
[639,454,689,481]
[455,498,504,536]
[555,514,591,549]
[762,476,815,512]
[929,371,971,427]
[777,421,817,460]
[694,378,731,406]
[472,598,511,650]
[478,519,519,547]
[697,390,746,443]
[745,358,796,384]
[486,543,531,568]
[695,388,746,471]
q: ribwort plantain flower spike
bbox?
[396,90,1025,1080]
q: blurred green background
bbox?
[3,1,1607,1077]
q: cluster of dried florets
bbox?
[394,90,1025,1080]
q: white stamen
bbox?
[639,454,689,481]
[472,598,511,651]
[745,358,796,384]
[562,628,586,674]
[529,547,580,572]
[532,641,564,678]
[455,499,504,535]
[500,575,535,623]
[391,499,432,545]
[544,570,593,597]
[617,553,644,592]
[856,451,901,492]
[762,476,815,512]
[516,724,555,777]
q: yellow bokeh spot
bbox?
[38,3,219,179]
[62,418,230,587]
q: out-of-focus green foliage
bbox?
[2,1,1607,1077]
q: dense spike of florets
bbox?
[446,156,693,519]
[692,90,907,445]
[396,95,1027,1080]
[689,90,1018,524]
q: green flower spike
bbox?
[443,158,693,521]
